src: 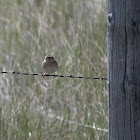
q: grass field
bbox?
[0,0,107,139]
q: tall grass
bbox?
[0,0,107,139]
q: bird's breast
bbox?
[42,61,58,74]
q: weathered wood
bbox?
[107,0,140,139]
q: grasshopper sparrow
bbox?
[42,56,58,77]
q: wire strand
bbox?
[0,71,107,80]
[40,99,108,132]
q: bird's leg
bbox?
[53,73,57,78]
[43,72,47,78]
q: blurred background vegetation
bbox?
[0,0,107,139]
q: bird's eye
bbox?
[48,57,53,59]
[47,56,54,60]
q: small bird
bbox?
[42,56,58,77]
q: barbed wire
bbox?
[0,71,107,80]
[40,99,108,132]
[47,113,108,132]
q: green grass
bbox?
[0,0,107,139]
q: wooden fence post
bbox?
[107,0,140,139]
